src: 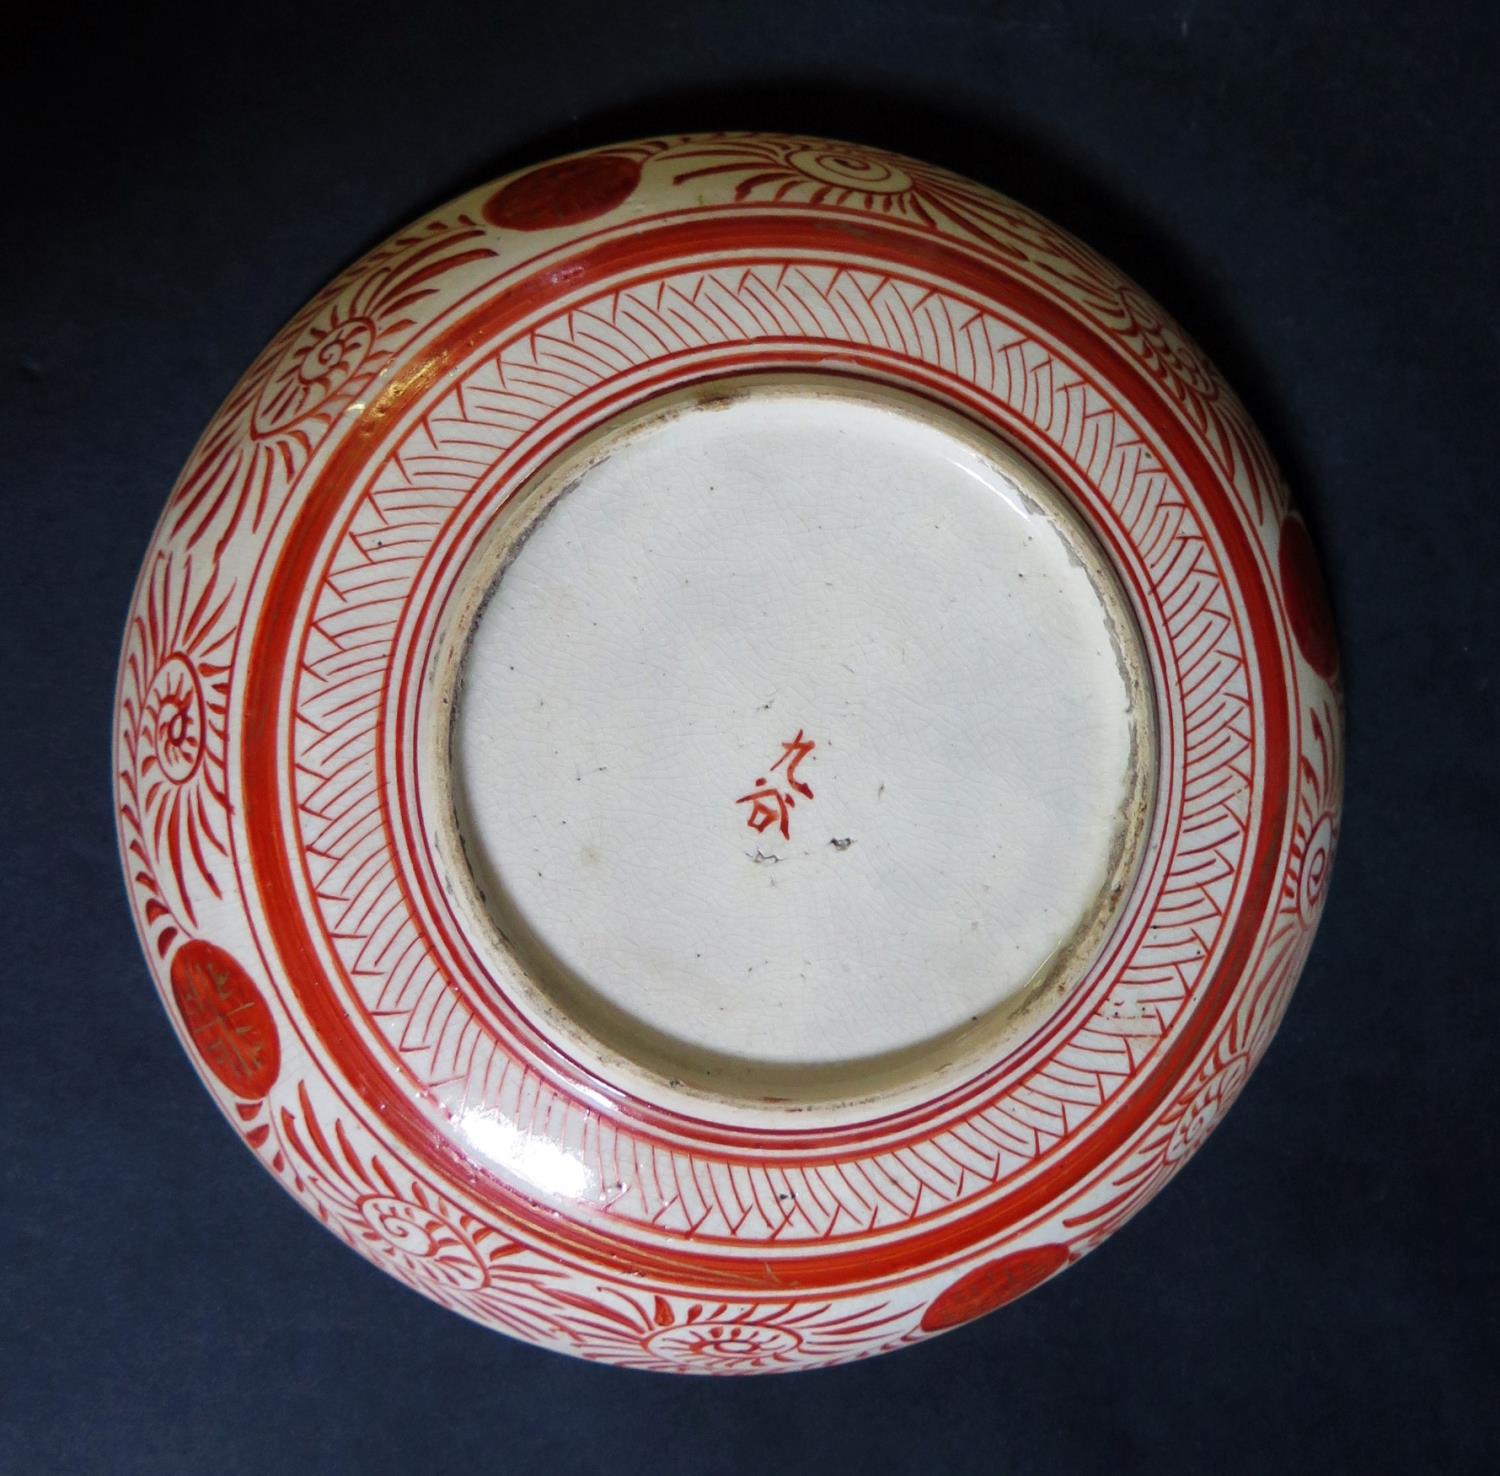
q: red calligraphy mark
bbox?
[737,781,795,840]
[736,732,816,841]
[769,728,815,798]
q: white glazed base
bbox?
[432,378,1154,1112]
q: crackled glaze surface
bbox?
[443,383,1150,1105]
[116,134,1341,1372]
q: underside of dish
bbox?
[116,133,1342,1372]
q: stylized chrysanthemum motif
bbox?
[1285,697,1342,926]
[645,1319,804,1363]
[165,217,495,558]
[273,1083,529,1307]
[118,553,234,942]
[1113,283,1221,402]
[251,312,378,437]
[1165,1052,1251,1163]
[1101,283,1280,520]
[675,139,918,211]
[145,654,206,783]
[353,1193,490,1293]
[536,1288,909,1373]
[662,134,1120,302]
[1065,1040,1256,1250]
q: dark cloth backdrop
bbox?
[3,2,1497,1471]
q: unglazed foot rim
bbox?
[423,374,1156,1116]
[116,133,1342,1373]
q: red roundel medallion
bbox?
[920,1244,1074,1332]
[169,941,280,1101]
[483,153,644,231]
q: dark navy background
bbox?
[4,2,1497,1470]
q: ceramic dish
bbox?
[116,133,1342,1372]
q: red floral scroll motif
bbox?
[519,1286,907,1372]
[1277,513,1339,680]
[663,135,1121,310]
[169,940,281,1099]
[919,1244,1072,1331]
[483,155,643,232]
[1286,696,1341,926]
[164,218,494,559]
[117,554,234,943]
[1165,1053,1251,1163]
[269,1085,571,1340]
